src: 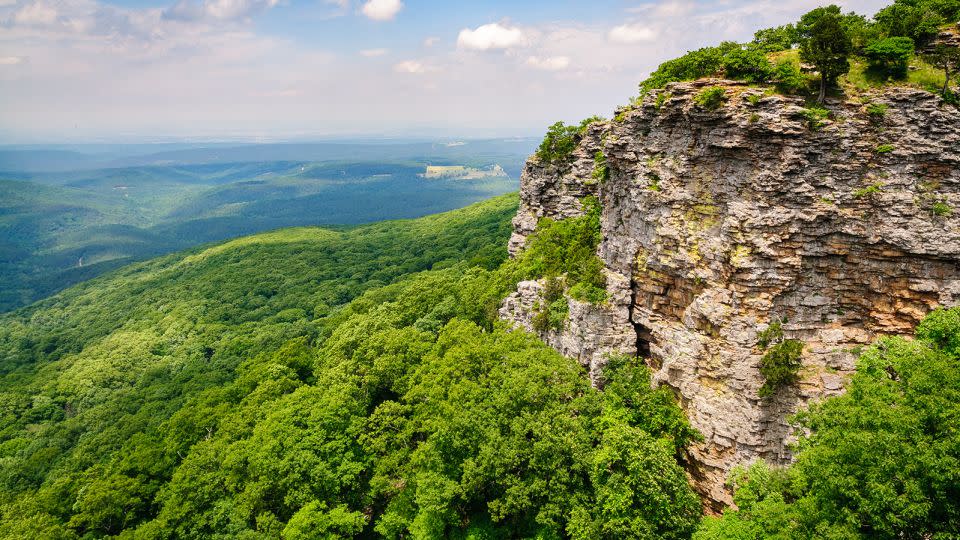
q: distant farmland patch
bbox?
[422,164,508,180]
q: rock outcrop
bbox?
[933,22,960,49]
[501,80,960,508]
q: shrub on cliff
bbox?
[722,48,775,83]
[536,116,604,164]
[532,276,568,332]
[694,87,729,110]
[635,0,960,102]
[515,196,607,304]
[758,340,804,397]
[772,58,809,94]
[696,307,960,539]
[865,36,915,79]
[639,42,741,94]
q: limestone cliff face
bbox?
[500,80,960,508]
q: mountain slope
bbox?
[0,160,518,313]
[0,194,701,539]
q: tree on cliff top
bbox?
[923,43,960,96]
[798,5,854,102]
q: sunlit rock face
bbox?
[501,79,960,509]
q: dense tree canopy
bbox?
[3,181,960,538]
[0,194,703,539]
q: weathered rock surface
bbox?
[933,22,960,48]
[500,79,960,508]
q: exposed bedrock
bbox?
[500,79,960,508]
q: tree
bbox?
[864,36,915,79]
[843,13,881,52]
[696,307,960,539]
[923,43,960,96]
[750,24,799,53]
[874,0,948,46]
[798,5,853,103]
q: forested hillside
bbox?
[1,191,958,539]
[1,0,959,537]
[0,159,518,312]
[0,195,703,538]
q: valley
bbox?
[0,140,534,312]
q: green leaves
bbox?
[865,37,915,79]
[697,307,960,539]
[916,307,960,358]
[874,0,951,45]
[518,196,606,292]
[0,194,701,539]
[694,87,729,110]
[798,5,853,101]
[751,24,799,53]
[535,117,604,165]
[639,42,742,94]
[758,340,804,398]
[282,501,366,539]
[722,49,775,83]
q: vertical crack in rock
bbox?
[501,79,960,508]
[628,267,654,361]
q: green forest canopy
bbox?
[0,194,702,539]
[1,191,958,539]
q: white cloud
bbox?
[608,23,657,44]
[163,0,280,21]
[423,36,439,47]
[0,56,24,65]
[360,0,401,21]
[627,1,695,18]
[11,0,59,26]
[525,55,569,71]
[457,22,527,51]
[360,48,388,57]
[393,60,433,74]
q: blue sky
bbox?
[0,0,889,142]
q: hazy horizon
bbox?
[1,0,890,143]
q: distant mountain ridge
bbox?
[0,139,539,173]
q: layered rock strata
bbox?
[500,80,960,507]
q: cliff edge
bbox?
[500,80,960,508]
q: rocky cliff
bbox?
[500,80,960,508]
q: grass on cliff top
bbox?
[767,48,948,94]
[843,55,948,93]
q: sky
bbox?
[0,0,891,142]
